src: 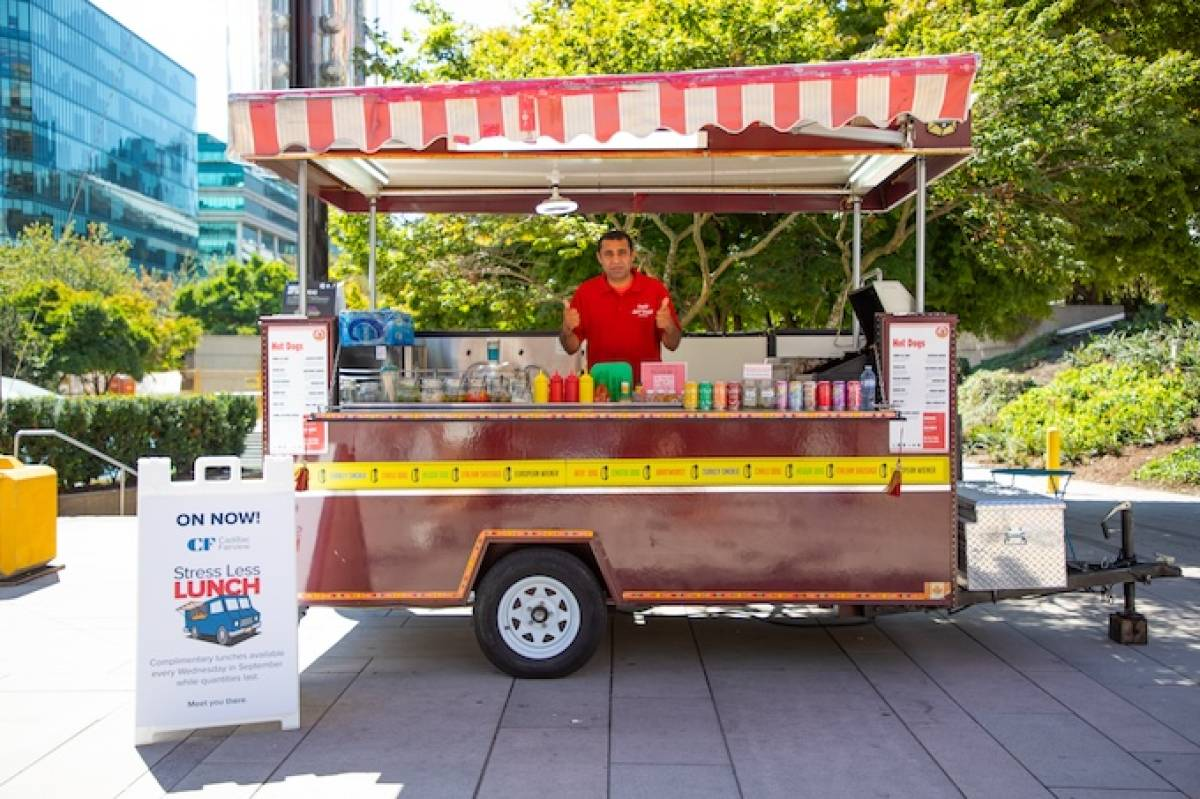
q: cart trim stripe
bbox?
[298,528,595,603]
[305,455,951,490]
[621,582,952,602]
[298,484,953,499]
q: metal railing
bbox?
[13,429,138,515]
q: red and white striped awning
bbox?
[229,54,978,158]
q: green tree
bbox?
[344,0,1200,334]
[0,224,200,387]
[172,255,295,334]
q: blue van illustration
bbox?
[179,595,261,646]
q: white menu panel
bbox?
[266,322,329,456]
[887,320,952,453]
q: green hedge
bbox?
[0,395,258,489]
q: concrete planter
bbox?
[58,485,138,516]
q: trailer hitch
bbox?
[1100,501,1147,645]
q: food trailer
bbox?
[229,54,1179,677]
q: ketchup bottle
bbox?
[549,371,564,402]
[564,372,579,402]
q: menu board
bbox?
[265,320,330,456]
[886,319,952,453]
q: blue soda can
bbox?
[788,380,805,411]
[831,380,846,411]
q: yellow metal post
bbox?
[1046,426,1062,494]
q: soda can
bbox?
[726,381,742,410]
[699,381,714,411]
[816,380,832,410]
[683,381,699,410]
[774,379,789,410]
[847,380,862,411]
[788,380,805,411]
[742,379,759,409]
[831,380,846,411]
[712,381,727,411]
[803,380,816,411]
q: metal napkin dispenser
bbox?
[957,482,1067,591]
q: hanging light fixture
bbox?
[535,169,578,216]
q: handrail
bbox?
[13,429,138,516]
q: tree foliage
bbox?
[0,223,199,389]
[173,255,295,335]
[343,0,1200,335]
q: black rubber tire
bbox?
[473,547,605,678]
[217,626,230,646]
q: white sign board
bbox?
[266,320,329,456]
[887,320,952,453]
[135,456,299,745]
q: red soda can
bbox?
[847,380,862,411]
[816,380,832,410]
[726,381,742,410]
[713,380,727,411]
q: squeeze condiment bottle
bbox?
[579,371,595,403]
[532,370,550,403]
[549,371,564,402]
[564,372,579,402]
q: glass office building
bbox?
[197,133,297,266]
[0,0,198,272]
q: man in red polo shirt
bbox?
[560,230,681,378]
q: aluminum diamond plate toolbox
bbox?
[957,482,1067,591]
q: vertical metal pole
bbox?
[915,155,927,313]
[852,197,862,345]
[368,197,378,310]
[1121,505,1136,615]
[297,161,308,316]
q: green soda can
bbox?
[698,381,714,411]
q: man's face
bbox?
[597,239,634,285]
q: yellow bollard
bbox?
[1046,426,1062,494]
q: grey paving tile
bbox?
[612,615,709,698]
[974,712,1175,790]
[253,771,408,797]
[501,660,609,730]
[831,626,1053,799]
[690,618,856,674]
[1133,752,1200,797]
[117,734,227,797]
[169,761,275,795]
[300,655,370,675]
[1051,790,1186,798]
[611,697,729,765]
[610,763,740,799]
[0,690,127,784]
[477,728,607,799]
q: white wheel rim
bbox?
[497,574,581,660]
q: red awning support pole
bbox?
[852,196,862,347]
[915,155,927,313]
[368,197,378,310]
[298,161,309,316]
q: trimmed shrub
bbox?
[0,395,258,489]
[960,369,1036,450]
[1134,445,1200,486]
[975,363,1199,465]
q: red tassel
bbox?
[885,461,902,496]
[294,464,309,492]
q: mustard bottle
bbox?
[532,370,550,403]
[579,371,594,403]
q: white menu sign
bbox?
[887,320,952,453]
[266,321,329,455]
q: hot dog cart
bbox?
[230,54,1179,677]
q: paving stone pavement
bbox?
[1,472,1197,798]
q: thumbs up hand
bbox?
[562,299,581,334]
[655,297,674,330]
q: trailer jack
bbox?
[1101,501,1147,645]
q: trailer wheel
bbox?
[473,548,605,678]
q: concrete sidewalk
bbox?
[1,481,1198,798]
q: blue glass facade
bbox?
[197,133,297,266]
[0,0,197,272]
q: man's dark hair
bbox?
[597,229,634,250]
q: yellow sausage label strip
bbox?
[310,456,950,490]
